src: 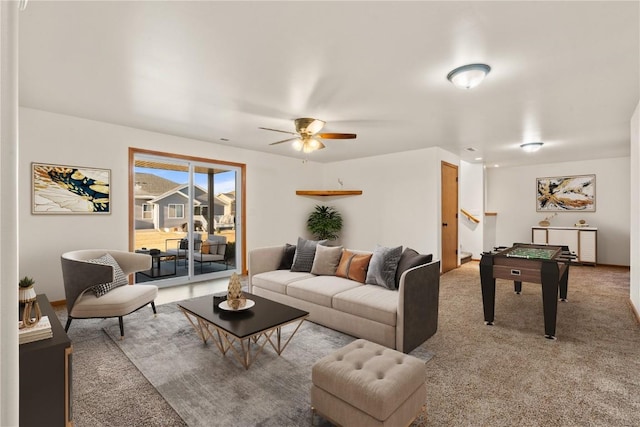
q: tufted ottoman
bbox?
[311,339,427,427]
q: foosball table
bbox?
[479,243,576,339]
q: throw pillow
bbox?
[336,250,373,283]
[200,242,210,254]
[365,245,403,289]
[85,253,129,297]
[291,237,327,272]
[394,248,433,289]
[278,243,296,270]
[311,245,344,276]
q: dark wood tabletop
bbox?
[177,292,308,339]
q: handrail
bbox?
[460,208,480,224]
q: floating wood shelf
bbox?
[296,190,363,196]
[484,212,498,216]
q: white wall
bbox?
[321,147,443,259]
[630,101,639,312]
[459,160,484,259]
[486,157,631,266]
[19,108,324,301]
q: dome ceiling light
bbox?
[447,63,491,89]
[520,142,544,152]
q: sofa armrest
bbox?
[248,245,285,291]
[396,260,440,353]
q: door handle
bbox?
[442,223,448,227]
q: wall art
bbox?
[32,163,110,214]
[536,174,595,212]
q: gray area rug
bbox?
[102,305,433,426]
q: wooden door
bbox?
[441,161,458,273]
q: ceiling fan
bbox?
[260,118,356,153]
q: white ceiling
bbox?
[18,1,640,167]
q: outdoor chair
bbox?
[189,235,228,273]
[165,233,203,266]
[60,249,158,338]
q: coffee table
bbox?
[177,293,309,369]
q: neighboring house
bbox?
[135,173,235,231]
[134,173,181,230]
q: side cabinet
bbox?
[20,294,72,427]
[531,226,597,265]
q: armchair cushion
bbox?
[85,253,129,297]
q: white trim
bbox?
[1,2,20,425]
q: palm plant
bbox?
[307,205,343,241]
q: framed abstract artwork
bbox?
[536,174,595,212]
[32,163,111,214]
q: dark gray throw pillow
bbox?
[395,248,433,288]
[365,245,403,289]
[291,237,327,272]
[278,243,296,270]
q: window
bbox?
[130,148,245,286]
[194,205,208,216]
[168,204,184,219]
[142,203,154,219]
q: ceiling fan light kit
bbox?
[447,63,491,89]
[520,142,544,152]
[261,117,357,154]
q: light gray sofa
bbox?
[248,245,440,353]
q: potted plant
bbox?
[19,276,41,328]
[307,205,343,241]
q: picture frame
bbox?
[536,174,595,212]
[32,162,111,214]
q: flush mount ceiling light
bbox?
[447,63,491,89]
[520,142,544,152]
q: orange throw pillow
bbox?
[200,242,210,254]
[336,251,372,283]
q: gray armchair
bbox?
[61,249,158,338]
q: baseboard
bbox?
[629,300,640,325]
[50,299,67,308]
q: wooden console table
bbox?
[531,226,597,265]
[20,294,73,426]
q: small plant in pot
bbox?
[19,276,41,328]
[307,205,343,241]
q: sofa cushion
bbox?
[85,253,129,297]
[286,276,361,308]
[395,248,433,289]
[311,245,343,276]
[336,251,372,283]
[278,243,296,270]
[251,270,315,295]
[366,245,403,289]
[332,285,399,326]
[291,237,327,272]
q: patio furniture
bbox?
[60,249,158,338]
[165,233,203,266]
[190,235,228,273]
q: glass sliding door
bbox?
[130,149,243,287]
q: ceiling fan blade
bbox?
[269,137,298,146]
[318,133,357,139]
[259,127,297,136]
[295,118,325,135]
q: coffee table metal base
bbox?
[180,308,307,369]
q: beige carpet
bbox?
[424,262,640,426]
[61,262,640,426]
